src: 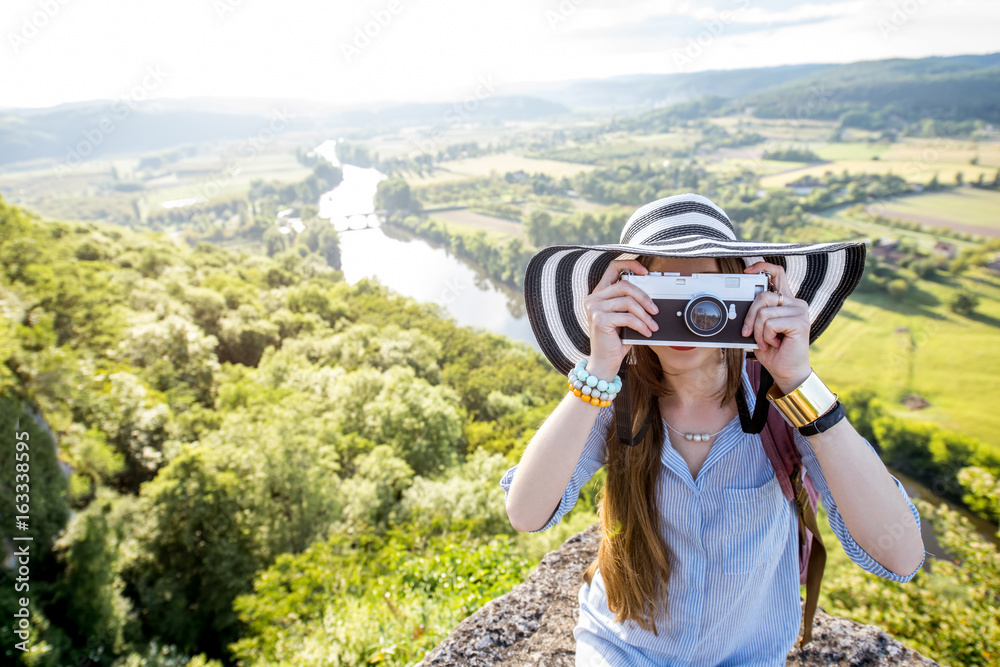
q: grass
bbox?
[860,188,1000,233]
[429,209,526,240]
[425,214,514,244]
[811,208,984,252]
[403,154,596,185]
[759,159,998,189]
[808,266,1000,451]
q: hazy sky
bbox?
[2,0,998,110]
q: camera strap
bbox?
[614,358,656,448]
[737,354,775,434]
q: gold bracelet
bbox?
[766,369,839,428]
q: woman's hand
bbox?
[583,259,660,375]
[742,261,812,394]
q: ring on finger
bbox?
[777,292,783,307]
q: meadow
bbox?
[758,158,997,188]
[402,153,596,185]
[859,188,1000,235]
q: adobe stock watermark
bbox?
[9,419,33,653]
[400,74,499,170]
[52,64,169,180]
[877,0,934,40]
[7,0,74,55]
[669,0,751,72]
[340,0,407,64]
[545,0,587,31]
[868,504,924,564]
[434,274,473,311]
[195,108,294,201]
[213,0,252,20]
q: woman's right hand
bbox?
[582,259,660,376]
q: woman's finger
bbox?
[588,295,660,332]
[594,259,649,291]
[594,310,656,339]
[593,279,660,316]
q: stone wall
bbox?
[419,524,939,667]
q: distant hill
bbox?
[506,63,835,112]
[739,54,1000,123]
[616,52,1000,132]
[0,105,302,167]
[0,96,568,167]
[328,95,570,128]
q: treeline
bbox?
[762,145,822,162]
[746,68,1000,126]
[386,212,534,288]
[248,159,343,205]
[0,196,580,666]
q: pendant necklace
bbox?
[662,418,728,443]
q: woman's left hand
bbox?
[742,262,812,393]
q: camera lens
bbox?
[683,295,727,336]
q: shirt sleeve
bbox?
[499,403,614,533]
[793,428,926,583]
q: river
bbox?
[316,156,999,560]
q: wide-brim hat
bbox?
[523,192,867,377]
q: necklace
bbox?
[662,416,732,442]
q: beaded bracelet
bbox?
[567,359,622,407]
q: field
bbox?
[429,208,527,240]
[859,188,1000,236]
[758,158,998,189]
[813,209,985,251]
[809,265,1000,450]
[0,138,313,222]
[403,154,596,185]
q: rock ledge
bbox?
[420,524,939,666]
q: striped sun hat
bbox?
[523,192,868,377]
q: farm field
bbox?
[859,188,1000,236]
[759,158,998,188]
[0,142,311,221]
[403,154,596,185]
[704,156,815,175]
[429,208,527,240]
[814,209,984,251]
[809,266,1000,451]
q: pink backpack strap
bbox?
[747,357,827,648]
[747,358,798,502]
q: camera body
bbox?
[618,270,770,349]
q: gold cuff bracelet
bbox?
[766,369,839,428]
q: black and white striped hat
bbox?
[523,193,867,377]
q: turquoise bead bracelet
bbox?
[567,359,622,407]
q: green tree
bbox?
[524,209,552,247]
[887,277,909,300]
[262,226,287,257]
[949,289,980,316]
[375,178,415,212]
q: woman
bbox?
[501,193,926,666]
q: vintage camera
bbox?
[618,270,771,349]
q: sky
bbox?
[1,0,999,110]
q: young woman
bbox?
[502,193,926,666]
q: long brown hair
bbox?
[594,254,746,633]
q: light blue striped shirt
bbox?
[500,357,925,666]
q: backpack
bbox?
[747,358,827,649]
[582,358,827,648]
